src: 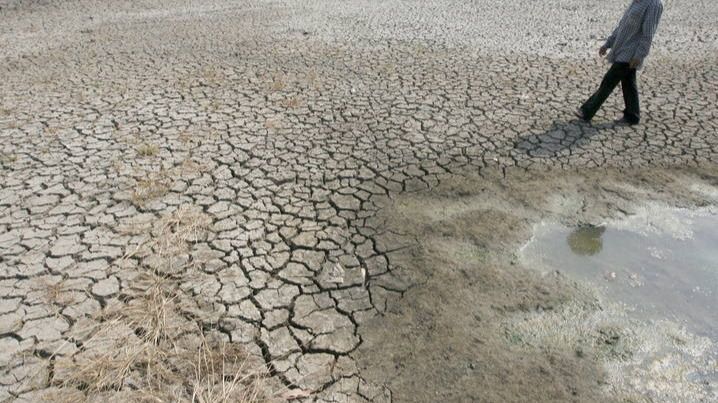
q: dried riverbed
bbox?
[2,0,717,401]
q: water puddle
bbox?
[519,205,718,399]
[523,206,718,339]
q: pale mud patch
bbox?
[354,168,718,402]
[503,301,717,402]
[519,205,718,402]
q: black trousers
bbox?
[580,62,640,124]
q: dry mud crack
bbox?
[1,0,717,402]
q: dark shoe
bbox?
[574,108,590,122]
[615,117,639,126]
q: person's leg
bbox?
[621,67,640,124]
[580,63,627,121]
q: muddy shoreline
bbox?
[354,167,718,402]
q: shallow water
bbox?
[521,206,718,340]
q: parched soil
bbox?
[1,0,717,402]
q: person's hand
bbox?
[599,46,608,57]
[629,58,641,69]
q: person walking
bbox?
[576,0,663,125]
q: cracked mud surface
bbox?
[1,0,717,401]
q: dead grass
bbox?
[264,118,281,130]
[37,202,323,402]
[201,66,225,84]
[282,96,301,109]
[3,119,21,129]
[0,152,18,165]
[137,143,160,157]
[188,336,266,403]
[44,127,60,136]
[153,204,212,255]
[41,278,79,307]
[122,160,206,205]
[179,132,193,144]
[117,204,212,264]
[176,158,209,176]
[48,204,269,402]
[51,272,268,403]
[270,75,286,92]
[131,176,170,206]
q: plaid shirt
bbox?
[604,0,663,69]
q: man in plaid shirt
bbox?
[576,0,664,125]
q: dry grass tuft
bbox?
[0,152,18,164]
[270,75,286,92]
[152,204,212,255]
[52,277,268,402]
[179,131,194,144]
[264,118,281,130]
[282,96,301,109]
[131,176,170,206]
[187,334,267,403]
[117,204,212,270]
[40,278,79,307]
[152,205,212,260]
[176,158,209,176]
[201,66,225,84]
[44,127,60,136]
[137,143,160,157]
[45,199,275,402]
[53,273,185,392]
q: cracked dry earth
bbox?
[1,0,717,402]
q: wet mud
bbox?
[354,167,718,402]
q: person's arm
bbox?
[600,27,618,56]
[604,26,619,49]
[633,2,664,63]
[600,8,625,56]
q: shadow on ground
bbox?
[514,120,619,158]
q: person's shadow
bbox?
[513,119,617,158]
